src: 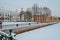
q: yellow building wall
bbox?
[32,14,57,22]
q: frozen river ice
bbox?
[14,23,60,40]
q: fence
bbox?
[1,22,39,30]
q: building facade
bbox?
[32,4,53,22]
[19,8,32,22]
[0,9,20,22]
[32,14,54,22]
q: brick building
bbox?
[32,14,56,22]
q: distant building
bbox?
[0,10,11,22]
[0,4,58,22]
[32,4,53,22]
[42,7,51,16]
[0,13,4,22]
[19,8,26,21]
[32,4,51,15]
[32,4,40,15]
[0,9,20,22]
[11,10,20,22]
[19,8,32,22]
[32,14,53,22]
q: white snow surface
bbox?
[14,23,60,40]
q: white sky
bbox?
[0,0,60,17]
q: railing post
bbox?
[0,21,2,29]
[8,29,13,40]
[0,35,3,40]
[16,24,18,27]
[8,36,13,40]
[29,23,31,25]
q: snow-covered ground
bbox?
[14,23,60,40]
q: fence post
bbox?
[0,35,3,40]
[0,21,2,29]
[16,24,18,27]
[8,29,13,40]
[29,23,31,25]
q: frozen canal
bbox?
[15,23,60,40]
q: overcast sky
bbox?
[0,0,60,17]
